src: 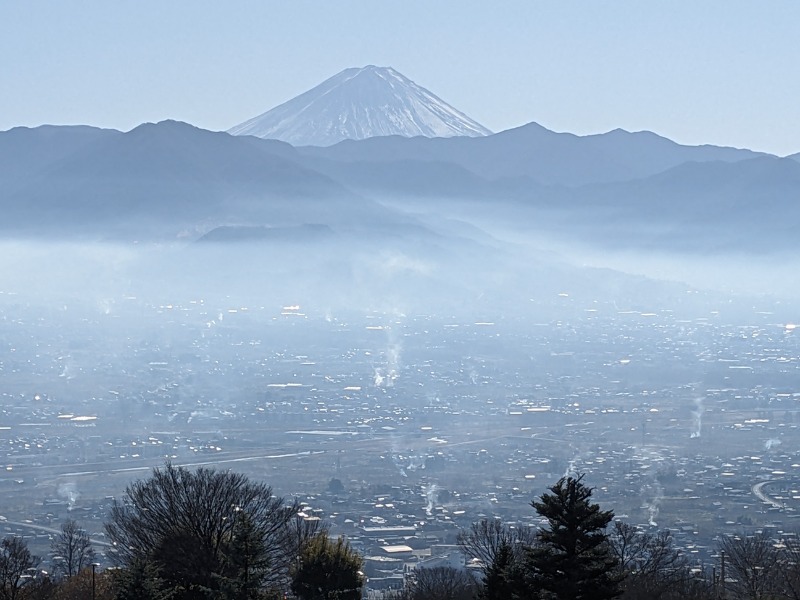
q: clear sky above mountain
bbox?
[2,1,798,155]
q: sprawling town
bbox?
[2,286,798,592]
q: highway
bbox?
[752,480,784,509]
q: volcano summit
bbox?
[228,65,492,146]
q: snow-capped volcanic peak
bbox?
[228,65,492,146]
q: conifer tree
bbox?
[481,542,526,600]
[290,533,363,600]
[528,474,622,600]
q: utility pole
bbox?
[720,550,726,600]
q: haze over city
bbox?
[1,3,800,599]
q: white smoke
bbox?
[564,454,579,478]
[385,342,401,386]
[423,483,439,516]
[388,451,425,478]
[97,298,113,315]
[373,328,402,388]
[406,455,426,472]
[690,397,704,438]
[765,438,782,451]
[631,446,667,527]
[57,482,80,511]
[648,503,659,527]
[58,355,76,380]
[381,253,432,276]
[389,435,408,477]
[644,480,664,527]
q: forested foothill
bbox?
[2,466,799,599]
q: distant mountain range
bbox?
[2,116,798,256]
[228,65,492,146]
[0,120,400,239]
[298,122,767,187]
[2,62,799,285]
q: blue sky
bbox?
[2,1,798,155]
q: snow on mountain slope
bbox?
[228,65,492,146]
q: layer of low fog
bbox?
[2,185,798,321]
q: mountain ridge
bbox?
[0,120,398,239]
[1,119,795,255]
[298,121,769,186]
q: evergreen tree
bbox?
[290,533,363,600]
[111,558,175,600]
[481,542,526,600]
[218,511,273,600]
[528,474,622,600]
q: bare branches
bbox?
[50,520,95,579]
[608,522,690,600]
[0,537,41,600]
[719,532,781,600]
[401,566,478,600]
[457,519,533,574]
[105,462,301,598]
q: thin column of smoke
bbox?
[373,327,402,388]
[690,397,705,438]
[57,482,80,511]
[564,454,579,478]
[631,447,667,527]
[406,455,425,472]
[385,342,401,386]
[423,483,439,516]
[97,298,113,315]
[389,435,407,477]
[645,481,664,527]
[58,355,76,380]
[765,438,782,451]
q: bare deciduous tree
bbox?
[718,531,781,600]
[50,519,95,579]
[457,519,533,574]
[0,536,41,600]
[106,462,301,599]
[608,521,690,600]
[401,566,478,600]
[778,536,800,600]
[457,518,534,599]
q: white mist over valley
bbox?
[2,22,800,596]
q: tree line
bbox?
[1,464,798,599]
[1,464,363,600]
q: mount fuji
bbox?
[228,65,492,146]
